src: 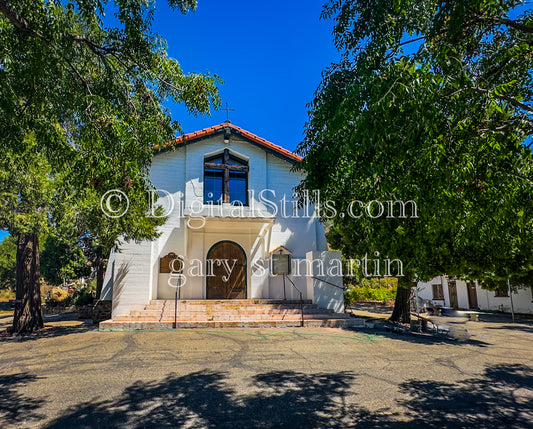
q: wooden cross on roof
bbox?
[220,102,234,122]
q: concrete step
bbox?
[129,308,334,316]
[149,299,314,305]
[100,318,366,330]
[100,299,353,331]
[113,313,350,322]
[144,303,319,310]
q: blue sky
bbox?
[154,0,339,151]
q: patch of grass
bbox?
[0,289,15,302]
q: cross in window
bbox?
[204,148,249,204]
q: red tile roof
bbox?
[153,122,302,163]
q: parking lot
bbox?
[1,307,532,428]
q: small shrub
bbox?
[50,287,68,301]
[345,282,397,306]
[72,287,94,306]
[45,296,61,307]
[45,287,69,307]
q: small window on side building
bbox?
[432,284,444,300]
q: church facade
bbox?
[100,122,344,322]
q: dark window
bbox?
[204,149,249,205]
[432,284,444,300]
[494,289,509,297]
[204,169,223,203]
[229,171,247,204]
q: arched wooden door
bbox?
[206,241,247,299]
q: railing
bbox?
[311,276,344,290]
[173,276,181,329]
[283,274,305,327]
[171,259,184,329]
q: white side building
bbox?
[417,276,533,314]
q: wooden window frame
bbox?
[494,289,509,298]
[432,283,444,300]
[204,148,249,205]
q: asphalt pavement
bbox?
[0,306,531,428]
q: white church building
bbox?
[99,122,352,329]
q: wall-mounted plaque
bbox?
[271,253,291,275]
[160,252,182,273]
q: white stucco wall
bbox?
[107,239,155,317]
[476,285,533,314]
[306,251,344,313]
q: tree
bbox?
[0,235,17,290]
[40,234,91,286]
[297,0,533,322]
[0,0,220,333]
[0,136,56,331]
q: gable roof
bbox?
[153,121,302,164]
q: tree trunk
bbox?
[12,232,44,334]
[390,278,412,323]
[95,257,107,300]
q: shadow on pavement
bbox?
[352,327,491,348]
[390,363,533,428]
[0,312,97,343]
[485,324,533,333]
[36,364,532,428]
[44,370,358,429]
[0,373,46,426]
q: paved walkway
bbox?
[0,308,532,428]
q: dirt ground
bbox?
[0,304,532,428]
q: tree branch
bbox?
[0,1,117,63]
[0,0,33,35]
[498,17,533,34]
[474,14,533,34]
[472,87,533,114]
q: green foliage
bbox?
[0,1,221,331]
[0,136,56,236]
[0,0,220,242]
[297,0,533,288]
[72,288,93,306]
[44,281,95,307]
[0,235,17,290]
[40,235,91,286]
[71,281,96,306]
[345,284,397,306]
[339,252,398,305]
[0,0,221,236]
[480,271,533,291]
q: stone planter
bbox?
[42,305,76,315]
[77,305,93,320]
[91,300,112,324]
